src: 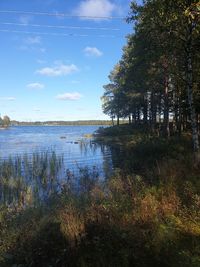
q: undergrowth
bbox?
[0,125,200,267]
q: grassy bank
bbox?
[96,125,195,179]
[1,125,200,267]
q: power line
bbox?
[0,10,125,20]
[1,22,120,31]
[0,29,119,38]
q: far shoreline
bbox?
[10,120,128,127]
[11,124,107,127]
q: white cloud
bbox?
[20,36,45,53]
[27,82,45,90]
[74,0,116,20]
[0,97,16,101]
[25,36,41,45]
[56,92,82,101]
[36,63,79,77]
[84,46,103,57]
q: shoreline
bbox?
[11,124,107,127]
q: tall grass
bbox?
[1,168,200,267]
[0,152,64,206]
[1,129,200,266]
[0,150,103,207]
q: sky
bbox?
[0,0,137,121]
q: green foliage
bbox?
[0,115,10,128]
[1,133,200,266]
[0,152,64,206]
[102,0,200,153]
[96,125,193,178]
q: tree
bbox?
[0,116,3,127]
[3,115,11,127]
[102,0,200,160]
[0,115,11,128]
[102,64,127,125]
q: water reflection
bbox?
[0,149,113,206]
[0,143,112,206]
[0,126,128,206]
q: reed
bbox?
[1,133,200,266]
[0,152,64,206]
[0,149,103,207]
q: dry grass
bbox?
[1,131,200,266]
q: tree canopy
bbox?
[0,115,11,128]
[102,0,200,158]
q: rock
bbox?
[83,133,93,138]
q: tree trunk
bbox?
[111,117,114,126]
[137,108,140,122]
[143,94,148,124]
[163,75,170,138]
[117,115,120,126]
[150,92,156,133]
[128,115,131,124]
[186,21,200,161]
[132,111,136,124]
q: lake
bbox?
[0,125,115,205]
[0,125,113,175]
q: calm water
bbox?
[0,126,125,205]
[0,125,112,176]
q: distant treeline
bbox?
[11,120,128,126]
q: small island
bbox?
[0,115,11,129]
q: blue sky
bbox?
[0,0,137,121]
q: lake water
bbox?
[0,125,112,177]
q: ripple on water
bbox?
[0,125,113,175]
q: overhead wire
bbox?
[0,10,126,38]
[0,29,118,38]
[1,22,120,31]
[0,10,125,20]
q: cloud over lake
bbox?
[56,92,82,101]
